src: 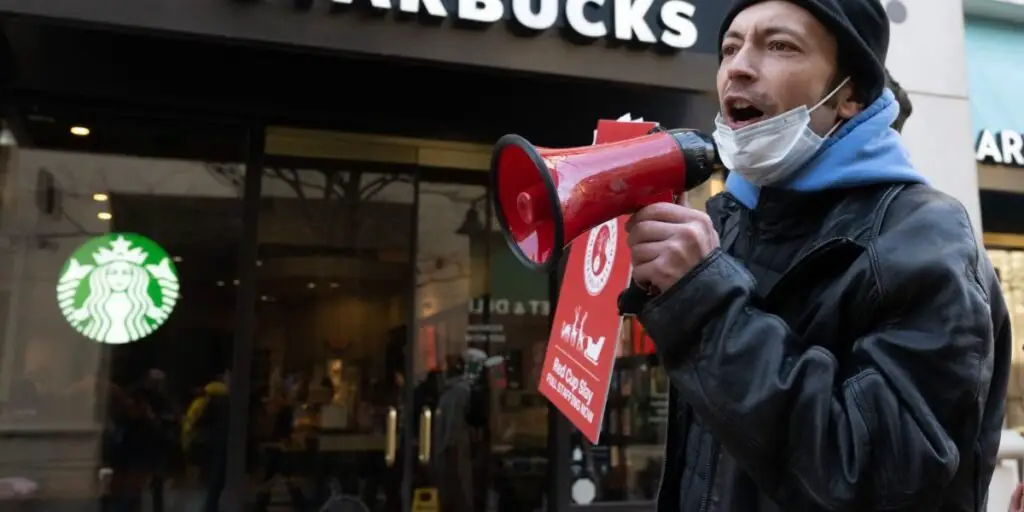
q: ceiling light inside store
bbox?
[173,256,183,262]
[307,282,316,289]
[93,193,109,202]
[97,212,112,220]
[70,126,90,136]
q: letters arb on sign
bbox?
[976,129,1024,168]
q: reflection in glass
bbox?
[570,352,668,502]
[416,182,549,512]
[0,114,246,511]
[247,166,413,511]
[989,249,1024,428]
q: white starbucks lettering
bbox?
[57,235,179,344]
[976,129,1024,167]
[399,0,447,17]
[329,0,700,49]
[512,0,559,30]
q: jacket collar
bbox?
[707,183,910,248]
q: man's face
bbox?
[717,0,860,136]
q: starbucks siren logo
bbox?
[57,233,179,344]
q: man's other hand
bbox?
[626,194,720,294]
[1010,481,1024,512]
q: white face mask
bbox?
[713,77,850,187]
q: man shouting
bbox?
[619,0,1011,510]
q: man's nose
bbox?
[724,47,758,83]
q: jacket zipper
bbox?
[744,209,757,267]
[698,441,721,512]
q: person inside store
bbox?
[135,368,181,512]
[618,0,1011,510]
[181,369,231,512]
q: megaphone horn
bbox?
[491,128,719,272]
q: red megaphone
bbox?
[491,128,719,272]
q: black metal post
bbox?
[547,267,571,511]
[223,125,264,511]
[401,176,421,510]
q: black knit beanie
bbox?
[717,0,890,103]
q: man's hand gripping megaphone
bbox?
[625,192,721,296]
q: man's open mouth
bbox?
[726,100,765,129]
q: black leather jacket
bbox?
[619,183,1011,511]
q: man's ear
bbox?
[835,81,864,121]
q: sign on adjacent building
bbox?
[976,129,1024,168]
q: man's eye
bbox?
[721,45,739,56]
[768,41,795,52]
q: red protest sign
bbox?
[538,118,657,443]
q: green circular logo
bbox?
[57,233,179,344]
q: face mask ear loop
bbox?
[811,76,851,139]
[823,120,843,139]
[810,76,851,113]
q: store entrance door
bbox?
[411,179,553,512]
[251,126,553,512]
[244,128,419,511]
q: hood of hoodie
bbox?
[724,88,928,209]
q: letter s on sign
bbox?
[659,1,698,49]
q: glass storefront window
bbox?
[244,164,415,511]
[0,110,248,509]
[416,183,550,512]
[237,124,552,511]
[988,248,1024,428]
[569,331,667,504]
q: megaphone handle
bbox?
[631,278,661,297]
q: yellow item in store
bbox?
[412,487,439,512]
[181,381,228,451]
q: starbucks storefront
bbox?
[0,0,729,510]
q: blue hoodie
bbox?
[724,88,928,209]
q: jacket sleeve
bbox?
[636,198,998,510]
